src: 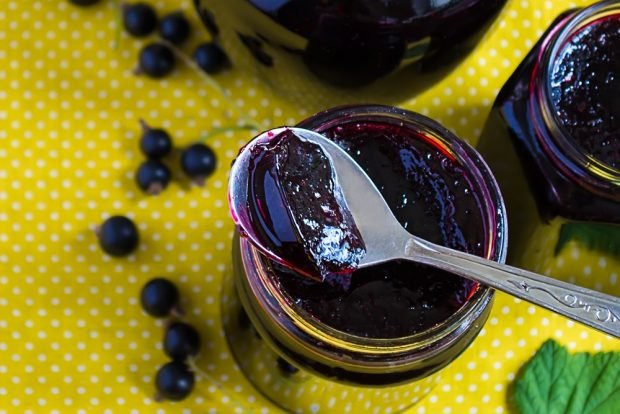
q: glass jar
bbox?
[223,105,508,413]
[194,0,507,110]
[478,1,620,294]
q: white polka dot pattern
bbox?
[0,0,617,413]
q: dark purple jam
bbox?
[550,16,620,169]
[244,130,366,280]
[260,122,487,338]
[478,10,620,225]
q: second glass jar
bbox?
[194,0,508,109]
[478,0,620,294]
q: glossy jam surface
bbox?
[482,10,620,224]
[262,122,487,338]
[244,131,365,280]
[550,15,620,169]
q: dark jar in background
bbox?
[478,1,620,294]
[194,0,507,109]
[222,105,508,413]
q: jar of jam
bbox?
[478,1,620,293]
[194,0,507,109]
[223,105,508,413]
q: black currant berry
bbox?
[123,2,158,37]
[138,43,175,79]
[139,120,173,159]
[193,42,228,74]
[140,278,181,318]
[136,160,171,195]
[96,216,139,257]
[155,361,195,402]
[180,143,217,186]
[159,11,191,45]
[164,322,201,361]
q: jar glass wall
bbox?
[194,0,508,110]
[223,105,508,413]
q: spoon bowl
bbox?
[228,127,288,265]
[229,127,366,279]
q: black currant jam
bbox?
[479,3,620,221]
[195,0,507,107]
[242,0,507,86]
[266,122,486,338]
[477,2,619,288]
[550,17,620,170]
[225,106,506,413]
[244,130,365,280]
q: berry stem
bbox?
[160,40,263,133]
[192,176,207,187]
[170,305,185,318]
[147,182,164,195]
[249,59,307,105]
[199,124,258,141]
[187,357,253,413]
[163,39,228,96]
[139,118,151,133]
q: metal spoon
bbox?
[229,127,620,338]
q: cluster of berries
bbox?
[141,278,202,401]
[136,120,218,195]
[71,0,243,406]
[122,2,229,78]
[69,0,229,78]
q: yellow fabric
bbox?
[0,0,617,413]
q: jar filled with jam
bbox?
[223,105,507,413]
[478,0,620,293]
[194,0,507,109]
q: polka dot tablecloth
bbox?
[0,0,618,413]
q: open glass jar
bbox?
[194,0,507,110]
[223,105,508,412]
[478,1,620,292]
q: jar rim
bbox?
[536,1,620,190]
[239,105,508,363]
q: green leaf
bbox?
[554,223,620,257]
[513,340,620,414]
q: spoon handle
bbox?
[404,237,620,338]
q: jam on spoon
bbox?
[239,129,366,281]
